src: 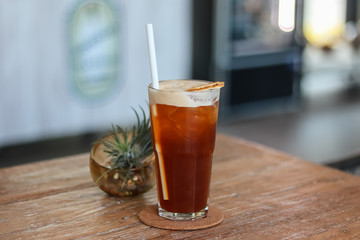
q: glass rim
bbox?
[148,79,214,92]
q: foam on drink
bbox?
[149,80,220,108]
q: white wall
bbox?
[0,0,192,147]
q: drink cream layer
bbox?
[148,80,220,108]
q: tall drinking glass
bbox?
[148,79,221,220]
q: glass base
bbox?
[158,204,208,221]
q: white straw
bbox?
[146,24,159,89]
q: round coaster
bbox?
[138,205,224,230]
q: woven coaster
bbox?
[138,205,224,230]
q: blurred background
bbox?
[1,0,360,174]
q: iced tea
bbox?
[148,79,221,220]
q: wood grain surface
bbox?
[1,133,360,239]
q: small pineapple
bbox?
[94,106,154,194]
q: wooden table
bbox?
[1,133,360,239]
